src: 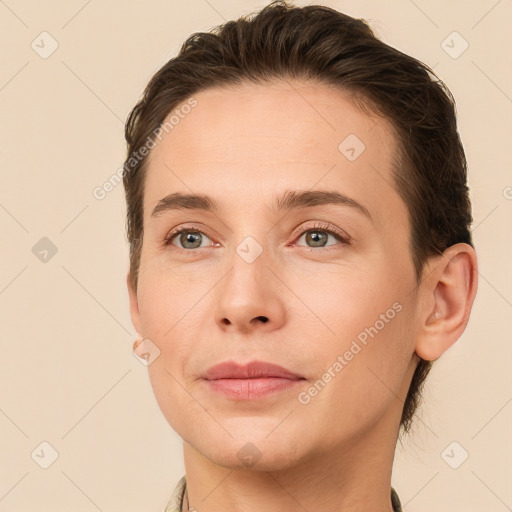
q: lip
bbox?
[203,360,304,380]
[202,360,305,400]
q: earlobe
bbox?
[414,243,478,361]
[127,272,141,335]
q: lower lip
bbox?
[204,377,304,399]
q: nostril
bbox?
[256,316,269,323]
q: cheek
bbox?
[304,270,410,391]
[141,290,200,432]
[136,262,205,335]
[136,266,210,371]
[301,306,412,443]
[295,267,397,342]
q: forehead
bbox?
[144,80,406,232]
[153,80,394,162]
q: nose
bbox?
[213,242,286,335]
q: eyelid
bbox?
[164,224,217,249]
[290,221,352,247]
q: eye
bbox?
[164,222,350,252]
[165,227,214,250]
[294,222,350,249]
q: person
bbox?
[123,1,478,510]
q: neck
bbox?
[182,405,402,512]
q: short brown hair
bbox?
[123,0,473,435]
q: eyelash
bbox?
[292,222,351,249]
[164,222,351,252]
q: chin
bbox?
[186,429,307,471]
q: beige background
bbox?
[0,0,510,510]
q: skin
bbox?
[127,80,478,512]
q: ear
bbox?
[127,272,141,336]
[414,243,478,361]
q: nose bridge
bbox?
[226,232,273,301]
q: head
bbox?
[124,0,477,469]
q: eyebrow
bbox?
[151,189,372,221]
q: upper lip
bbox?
[203,360,304,380]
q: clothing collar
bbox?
[163,475,186,512]
[164,475,403,511]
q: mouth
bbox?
[202,360,306,400]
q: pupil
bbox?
[182,232,201,248]
[308,231,326,247]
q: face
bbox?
[128,80,421,470]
